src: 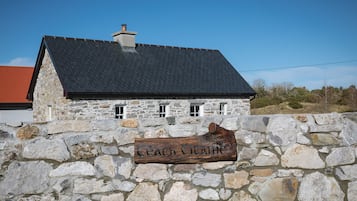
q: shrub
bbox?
[288,101,303,109]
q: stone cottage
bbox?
[27,25,255,122]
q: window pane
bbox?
[159,105,166,117]
[190,104,201,117]
[115,105,126,119]
[220,103,227,115]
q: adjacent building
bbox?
[0,66,33,123]
[27,25,255,122]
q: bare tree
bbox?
[252,79,267,97]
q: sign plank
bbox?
[134,123,237,164]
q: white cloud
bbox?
[1,57,35,66]
[242,66,357,90]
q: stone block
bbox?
[172,173,192,181]
[143,128,169,138]
[239,147,258,161]
[281,144,325,169]
[202,161,233,170]
[23,138,70,162]
[192,171,222,187]
[223,170,249,189]
[168,124,196,137]
[47,120,91,134]
[89,133,114,144]
[258,177,298,201]
[235,130,266,145]
[95,155,132,179]
[140,118,165,127]
[101,193,124,201]
[221,116,239,130]
[240,115,269,132]
[16,124,39,139]
[173,164,199,172]
[91,120,117,131]
[101,145,119,155]
[63,133,91,146]
[229,191,256,201]
[336,164,357,181]
[133,164,169,181]
[199,188,219,200]
[113,130,139,146]
[0,161,52,197]
[250,169,274,177]
[267,116,298,147]
[254,149,279,166]
[70,142,99,160]
[73,178,135,194]
[313,113,342,125]
[120,118,138,128]
[348,181,357,201]
[298,172,345,201]
[340,119,357,145]
[219,188,232,200]
[118,145,134,156]
[277,169,304,177]
[164,182,198,201]
[50,161,96,177]
[311,133,339,145]
[326,147,355,167]
[295,114,308,122]
[178,116,201,124]
[127,183,160,201]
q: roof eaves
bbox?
[0,103,32,110]
[65,91,255,100]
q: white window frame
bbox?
[115,104,127,119]
[220,103,228,115]
[190,104,204,117]
[159,104,170,117]
[47,105,52,121]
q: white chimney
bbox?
[112,24,137,48]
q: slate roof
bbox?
[28,36,255,99]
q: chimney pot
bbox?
[121,24,127,32]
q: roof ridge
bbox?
[43,35,217,51]
[136,43,217,51]
[43,35,116,44]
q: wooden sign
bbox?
[134,123,237,164]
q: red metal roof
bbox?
[0,66,34,103]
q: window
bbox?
[47,105,52,121]
[220,103,228,115]
[190,104,203,117]
[115,105,126,119]
[159,104,170,117]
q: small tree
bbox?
[252,79,268,97]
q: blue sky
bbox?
[1,0,356,90]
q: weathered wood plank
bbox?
[134,123,237,164]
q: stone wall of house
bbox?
[1,112,356,201]
[65,98,250,120]
[32,50,251,122]
[32,49,70,122]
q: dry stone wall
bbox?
[0,112,357,201]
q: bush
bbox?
[288,101,303,109]
[251,97,269,108]
[251,96,284,109]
